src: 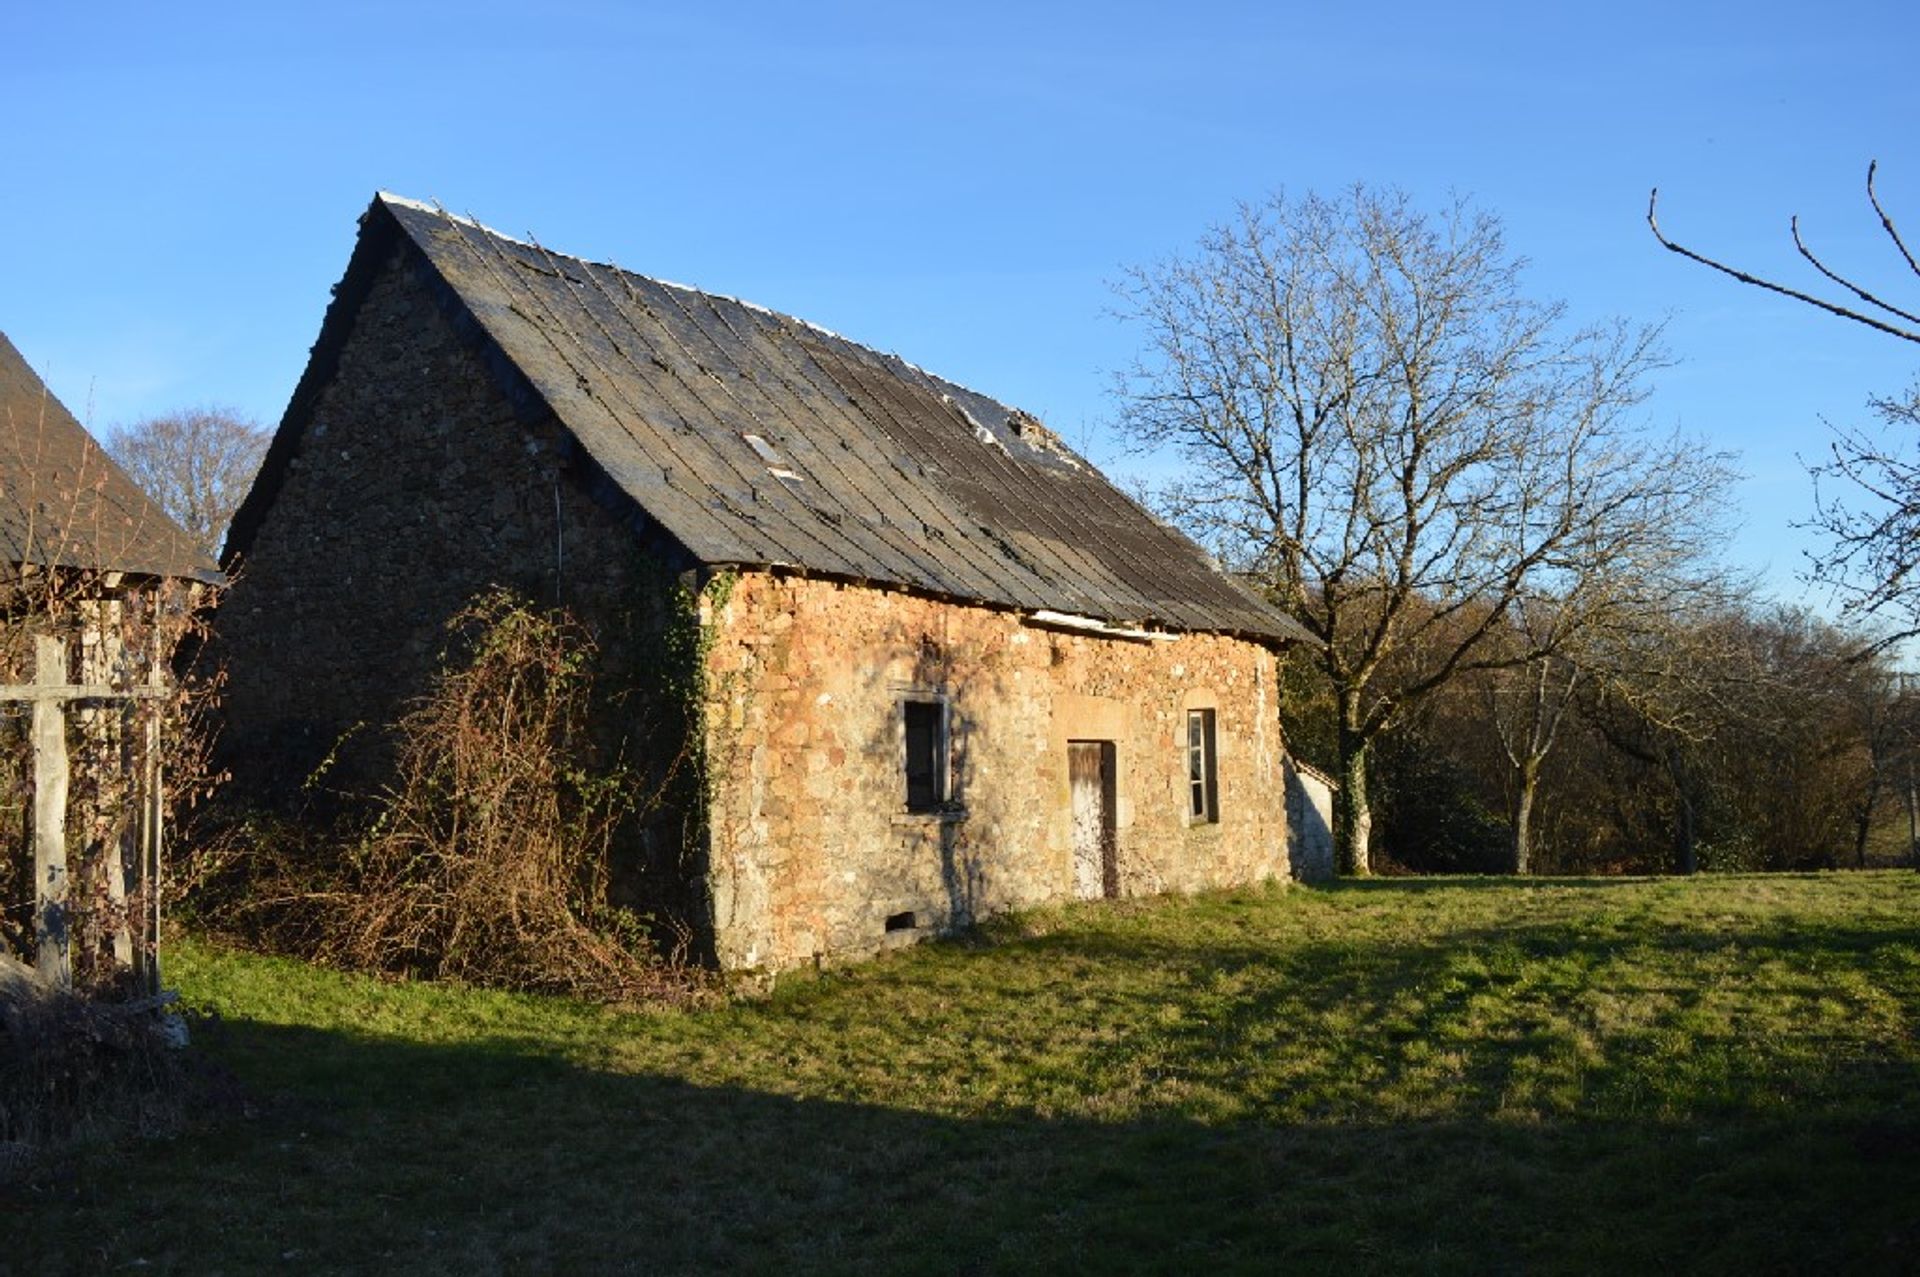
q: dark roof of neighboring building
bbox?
[0,331,220,584]
[234,194,1307,643]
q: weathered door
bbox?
[1069,741,1117,900]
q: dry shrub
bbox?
[262,591,700,1002]
[0,957,238,1179]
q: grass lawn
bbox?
[8,873,1919,1274]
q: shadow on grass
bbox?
[1309,875,1661,893]
[1312,871,1920,894]
[9,1009,1917,1276]
[1024,909,1920,1092]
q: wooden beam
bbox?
[32,634,71,988]
[141,659,165,994]
[105,697,134,971]
[0,682,169,702]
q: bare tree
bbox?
[1484,650,1578,876]
[1116,185,1730,875]
[1805,384,1920,642]
[105,407,269,559]
[1577,596,1761,875]
[1650,163,1920,642]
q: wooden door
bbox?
[1069,741,1117,900]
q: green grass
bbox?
[10,873,1919,1274]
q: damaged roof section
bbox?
[352,195,1308,642]
[0,331,219,584]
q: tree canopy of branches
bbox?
[1117,185,1730,875]
[1650,162,1920,643]
[105,407,269,559]
[1417,602,1917,876]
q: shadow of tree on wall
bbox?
[837,611,1008,939]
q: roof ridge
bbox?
[372,192,999,407]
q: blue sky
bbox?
[6,1,1917,605]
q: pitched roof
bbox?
[239,194,1306,643]
[0,331,219,583]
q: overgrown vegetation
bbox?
[9,873,1916,1271]
[190,591,706,1003]
[0,390,226,1175]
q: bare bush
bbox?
[218,590,703,1003]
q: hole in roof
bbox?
[744,434,803,484]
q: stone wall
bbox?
[218,241,679,796]
[701,573,1294,970]
[1284,758,1337,883]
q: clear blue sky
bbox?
[6,1,1917,606]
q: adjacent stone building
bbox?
[0,331,215,589]
[219,194,1323,972]
[0,329,220,989]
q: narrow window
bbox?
[903,698,947,812]
[1187,708,1218,823]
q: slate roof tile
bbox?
[238,195,1307,644]
[0,331,220,583]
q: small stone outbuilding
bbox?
[219,194,1322,972]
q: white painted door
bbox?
[1069,741,1116,900]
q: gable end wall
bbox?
[218,241,692,807]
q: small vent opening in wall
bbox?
[885,911,917,933]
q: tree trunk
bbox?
[1661,745,1698,876]
[1673,790,1697,876]
[1510,758,1540,875]
[1334,715,1371,876]
[1907,762,1918,870]
[1853,764,1879,869]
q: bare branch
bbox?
[105,408,270,559]
[1867,159,1920,281]
[1647,188,1920,344]
[1791,215,1920,328]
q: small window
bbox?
[903,698,947,812]
[1187,708,1218,823]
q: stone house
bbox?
[0,329,219,987]
[218,194,1323,972]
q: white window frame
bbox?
[1187,707,1219,824]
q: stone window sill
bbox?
[892,807,967,827]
